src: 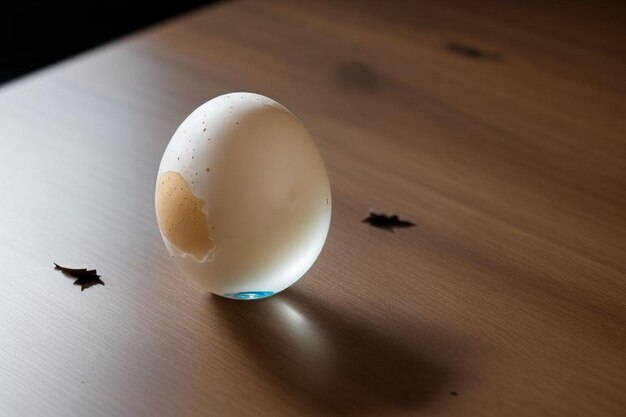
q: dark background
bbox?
[0,0,214,84]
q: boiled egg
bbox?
[155,93,331,299]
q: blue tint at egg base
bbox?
[223,291,276,300]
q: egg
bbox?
[155,93,331,299]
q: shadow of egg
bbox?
[208,289,461,415]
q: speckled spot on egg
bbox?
[156,171,215,261]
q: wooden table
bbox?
[1,1,625,416]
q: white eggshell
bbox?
[155,93,331,299]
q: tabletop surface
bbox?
[1,1,625,416]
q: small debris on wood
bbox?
[445,41,502,60]
[54,263,105,291]
[362,212,416,232]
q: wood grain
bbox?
[1,0,625,416]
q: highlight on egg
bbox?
[155,93,331,300]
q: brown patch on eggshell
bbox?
[156,171,215,260]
